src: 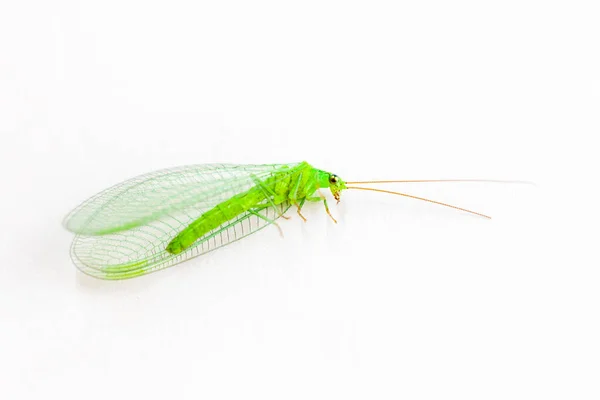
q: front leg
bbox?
[306,190,337,224]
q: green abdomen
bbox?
[165,190,261,254]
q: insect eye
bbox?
[329,175,338,184]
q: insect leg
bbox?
[306,191,337,224]
[250,174,290,220]
[248,207,284,238]
[288,172,309,222]
[295,198,307,222]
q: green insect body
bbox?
[165,162,343,255]
[64,162,347,280]
[64,161,491,280]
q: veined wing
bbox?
[67,163,303,279]
[64,163,301,235]
[70,200,293,279]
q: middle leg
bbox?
[295,198,307,222]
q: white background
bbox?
[1,1,598,399]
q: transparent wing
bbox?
[66,162,305,279]
[64,163,298,235]
[70,200,292,279]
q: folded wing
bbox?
[64,163,299,279]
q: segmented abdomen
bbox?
[165,188,263,254]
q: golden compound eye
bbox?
[329,175,339,184]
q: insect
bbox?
[63,161,492,279]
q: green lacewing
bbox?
[64,161,495,280]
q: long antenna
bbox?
[345,186,491,219]
[346,179,532,184]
